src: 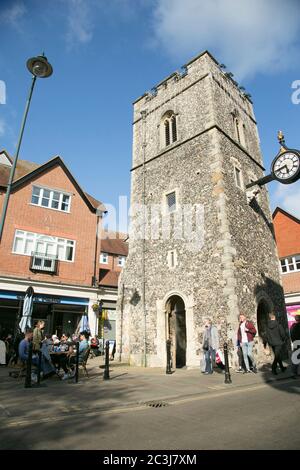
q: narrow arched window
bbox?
[171,115,177,143]
[162,111,177,147]
[242,124,247,149]
[234,117,241,144]
[165,119,170,146]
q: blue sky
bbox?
[0,0,300,231]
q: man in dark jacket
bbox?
[265,312,287,375]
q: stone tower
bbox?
[116,50,287,368]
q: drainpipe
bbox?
[141,109,147,367]
[93,209,103,287]
[118,282,125,362]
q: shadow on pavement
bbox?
[258,362,300,395]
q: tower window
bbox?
[234,117,241,144]
[162,112,178,147]
[171,115,177,143]
[165,120,170,146]
[166,191,176,213]
[242,124,247,149]
[234,166,243,189]
[167,249,178,268]
[233,116,247,148]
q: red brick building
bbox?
[273,207,300,326]
[0,149,107,337]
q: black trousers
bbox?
[272,345,284,371]
[52,355,69,373]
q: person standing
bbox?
[237,313,257,374]
[235,340,247,373]
[202,319,219,374]
[18,329,38,366]
[33,320,45,352]
[264,312,287,375]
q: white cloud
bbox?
[0,118,6,137]
[151,0,300,80]
[0,2,26,30]
[273,182,300,218]
[65,0,94,48]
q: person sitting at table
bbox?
[40,338,56,378]
[46,334,71,380]
[69,331,90,375]
[60,333,71,349]
[90,335,100,356]
[52,334,60,346]
[18,329,39,366]
[78,331,90,359]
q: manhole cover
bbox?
[143,401,169,408]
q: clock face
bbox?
[272,151,300,184]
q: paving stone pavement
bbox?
[0,356,296,425]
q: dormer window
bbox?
[162,111,177,147]
[31,186,71,212]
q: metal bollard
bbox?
[37,350,42,385]
[224,342,232,384]
[103,340,110,380]
[25,340,33,388]
[166,339,172,374]
[75,341,79,383]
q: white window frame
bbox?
[31,254,57,272]
[12,230,76,262]
[117,255,126,267]
[31,185,72,213]
[100,252,109,264]
[280,255,300,274]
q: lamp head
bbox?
[27,55,53,78]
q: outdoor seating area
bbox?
[5,331,91,384]
[0,287,102,385]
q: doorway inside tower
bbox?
[257,299,271,343]
[166,295,186,368]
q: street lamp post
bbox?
[0,55,53,242]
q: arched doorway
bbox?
[257,299,271,343]
[166,295,186,368]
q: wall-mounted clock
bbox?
[246,131,300,189]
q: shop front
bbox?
[287,304,300,328]
[0,289,89,338]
